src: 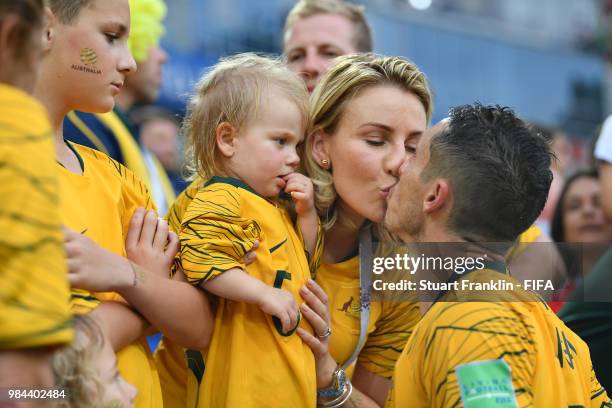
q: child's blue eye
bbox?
[276,138,287,146]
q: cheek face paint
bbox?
[80,48,97,65]
[71,48,102,75]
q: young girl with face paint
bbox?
[36,1,214,407]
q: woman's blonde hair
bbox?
[183,53,309,180]
[52,315,106,408]
[303,53,433,230]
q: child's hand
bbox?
[257,286,300,334]
[64,227,132,291]
[283,173,315,216]
[125,208,179,277]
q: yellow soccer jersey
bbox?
[391,265,611,408]
[0,84,73,349]
[317,256,421,379]
[155,177,202,408]
[506,224,542,261]
[57,142,162,408]
[167,177,202,238]
[175,176,317,408]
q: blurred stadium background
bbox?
[155,0,611,159]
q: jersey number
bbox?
[272,270,300,337]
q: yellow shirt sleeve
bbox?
[177,184,261,286]
[0,84,73,349]
[394,302,538,407]
[294,216,324,278]
[356,300,420,379]
[167,178,202,233]
[393,300,612,408]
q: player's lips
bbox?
[380,182,398,199]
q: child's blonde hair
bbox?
[52,315,106,408]
[184,53,309,180]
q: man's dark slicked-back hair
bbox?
[48,0,93,24]
[422,104,553,242]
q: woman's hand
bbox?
[125,208,179,277]
[296,279,338,388]
[64,226,132,292]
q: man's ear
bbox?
[423,179,450,214]
[311,129,331,169]
[215,122,238,158]
[42,7,56,52]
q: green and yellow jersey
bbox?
[317,256,421,379]
[174,176,317,407]
[158,177,421,405]
[0,84,73,349]
[391,264,611,407]
[155,178,201,408]
[57,142,162,408]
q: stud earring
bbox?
[321,159,329,168]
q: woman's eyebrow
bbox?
[358,122,392,132]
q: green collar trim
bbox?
[204,176,261,197]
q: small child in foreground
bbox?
[53,315,137,408]
[174,53,321,407]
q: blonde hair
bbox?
[52,315,106,408]
[304,53,433,230]
[284,0,373,52]
[184,53,309,180]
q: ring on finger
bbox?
[317,327,331,339]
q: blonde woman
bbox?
[297,53,432,407]
[155,53,432,407]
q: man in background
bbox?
[283,0,373,92]
[132,106,187,194]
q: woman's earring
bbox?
[321,159,330,169]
